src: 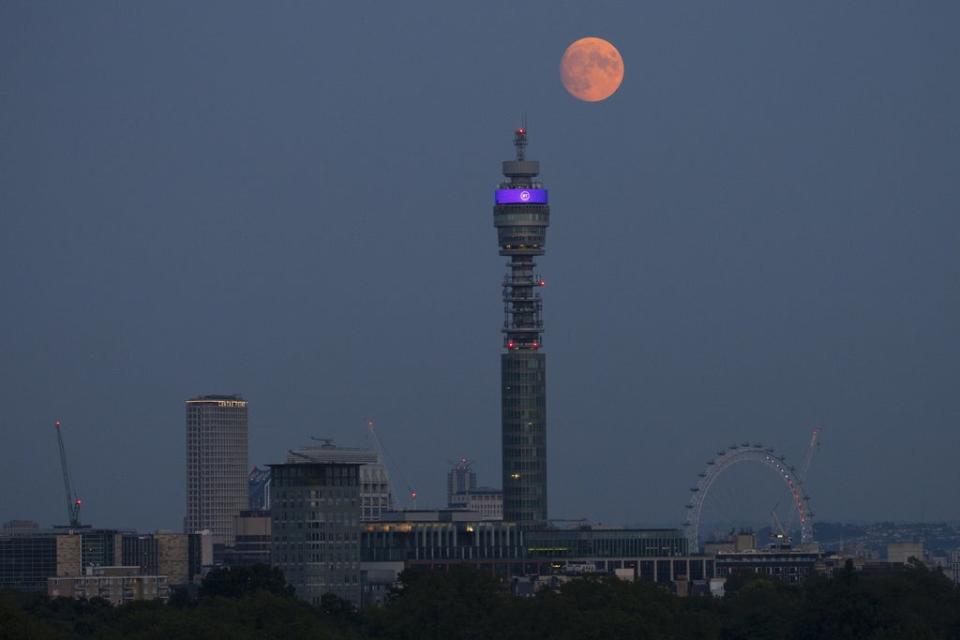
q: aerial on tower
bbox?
[494,124,551,527]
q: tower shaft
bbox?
[493,126,550,526]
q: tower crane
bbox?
[797,427,822,481]
[783,426,822,536]
[770,509,791,547]
[366,419,417,509]
[54,420,82,528]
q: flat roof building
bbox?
[270,460,363,606]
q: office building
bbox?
[270,459,363,606]
[360,513,711,600]
[493,126,550,526]
[0,532,80,592]
[185,394,249,545]
[448,487,503,521]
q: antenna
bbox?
[513,118,528,161]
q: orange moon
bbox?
[560,37,624,102]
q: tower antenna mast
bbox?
[494,123,551,525]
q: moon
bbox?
[560,37,624,102]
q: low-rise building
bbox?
[1,529,202,593]
[121,532,202,586]
[714,549,824,584]
[48,566,168,604]
[887,542,924,565]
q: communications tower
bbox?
[493,125,550,526]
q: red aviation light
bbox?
[75,499,82,506]
[507,341,515,350]
[55,420,61,429]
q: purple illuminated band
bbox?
[495,189,548,205]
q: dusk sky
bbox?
[2,1,958,533]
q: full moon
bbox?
[560,37,624,102]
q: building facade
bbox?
[0,533,79,592]
[185,395,249,545]
[48,566,168,604]
[360,514,711,603]
[287,441,392,522]
[121,532,199,586]
[714,549,823,584]
[1,529,200,593]
[270,461,363,606]
[220,511,272,567]
[448,487,503,521]
[494,126,550,526]
[887,541,924,564]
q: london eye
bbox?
[684,435,819,553]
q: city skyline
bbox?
[2,1,960,532]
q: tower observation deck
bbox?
[494,126,550,526]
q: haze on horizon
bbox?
[1,1,958,532]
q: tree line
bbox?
[2,561,959,639]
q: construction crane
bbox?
[797,427,822,481]
[770,509,791,547]
[366,419,417,508]
[782,426,822,536]
[54,420,82,528]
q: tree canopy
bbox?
[2,562,959,640]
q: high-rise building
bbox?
[446,458,502,521]
[494,126,550,526]
[447,458,477,501]
[185,395,249,545]
[270,459,362,606]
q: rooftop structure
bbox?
[287,440,392,521]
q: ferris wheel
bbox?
[683,430,820,553]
